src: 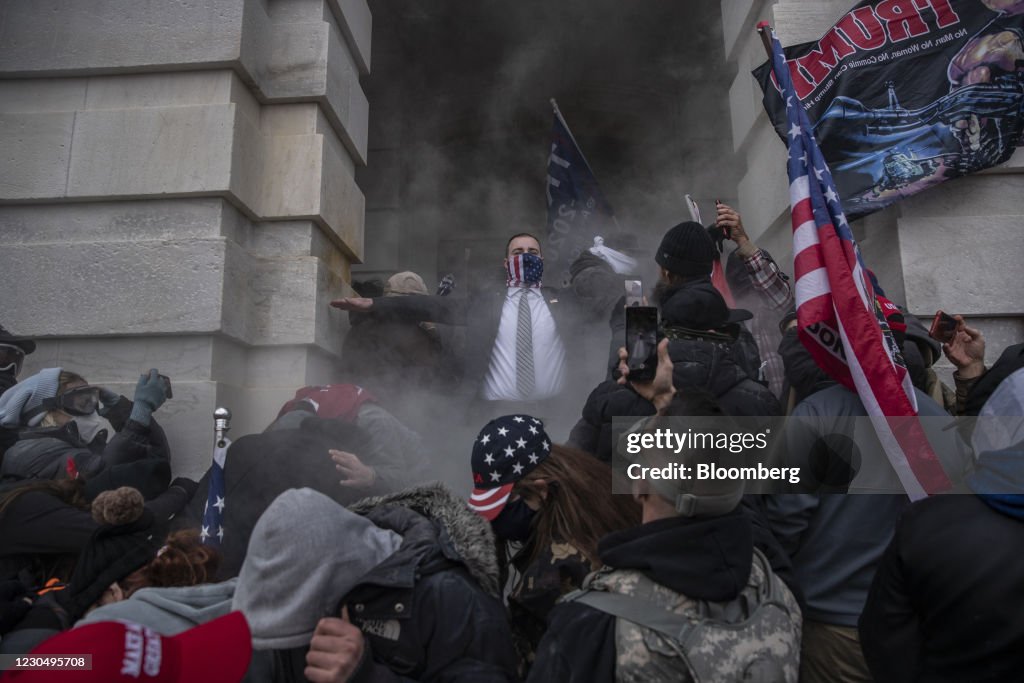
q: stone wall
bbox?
[0,0,372,475]
[720,0,1024,383]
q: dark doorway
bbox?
[355,0,738,289]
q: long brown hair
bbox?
[36,370,88,428]
[58,371,88,392]
[120,529,221,596]
[515,445,640,566]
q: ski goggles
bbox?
[0,343,25,375]
[44,385,101,417]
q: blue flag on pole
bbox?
[545,100,616,287]
[200,437,229,546]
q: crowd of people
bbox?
[0,203,1021,682]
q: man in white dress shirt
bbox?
[331,234,581,415]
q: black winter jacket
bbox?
[0,412,171,500]
[0,483,191,651]
[186,413,430,579]
[610,278,781,415]
[343,484,519,682]
[655,280,781,417]
[859,487,1024,682]
[571,280,781,460]
[566,380,656,462]
[666,335,781,417]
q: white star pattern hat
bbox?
[469,414,552,520]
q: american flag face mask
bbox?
[506,253,543,288]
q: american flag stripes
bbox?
[764,25,951,499]
[469,415,551,520]
[506,253,544,288]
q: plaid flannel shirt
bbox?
[743,248,793,311]
[739,247,793,400]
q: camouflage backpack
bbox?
[561,548,801,683]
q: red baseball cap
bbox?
[2,611,252,683]
[876,295,907,335]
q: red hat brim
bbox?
[468,483,514,521]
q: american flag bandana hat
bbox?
[469,414,551,520]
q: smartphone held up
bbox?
[626,306,659,382]
[928,311,958,345]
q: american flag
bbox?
[200,437,229,546]
[507,253,543,288]
[469,415,551,520]
[764,25,951,499]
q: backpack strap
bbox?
[562,586,701,680]
[561,549,792,646]
[562,588,699,643]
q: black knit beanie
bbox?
[60,487,161,620]
[656,222,717,277]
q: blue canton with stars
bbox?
[471,414,552,489]
[200,438,230,547]
[507,253,544,288]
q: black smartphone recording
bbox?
[159,374,173,400]
[626,306,659,382]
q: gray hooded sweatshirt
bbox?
[76,578,238,635]
[232,487,403,650]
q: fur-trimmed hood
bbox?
[349,482,501,597]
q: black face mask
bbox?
[491,498,537,542]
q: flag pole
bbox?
[201,406,232,546]
[214,406,231,448]
[756,21,774,58]
[550,98,600,179]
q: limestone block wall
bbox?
[721,0,1023,383]
[0,0,372,476]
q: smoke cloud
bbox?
[349,0,740,492]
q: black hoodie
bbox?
[526,510,755,683]
[657,280,781,417]
[859,446,1024,682]
[578,279,781,461]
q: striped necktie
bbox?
[516,290,535,397]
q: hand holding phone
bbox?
[617,338,676,411]
[939,314,986,378]
[928,310,958,344]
